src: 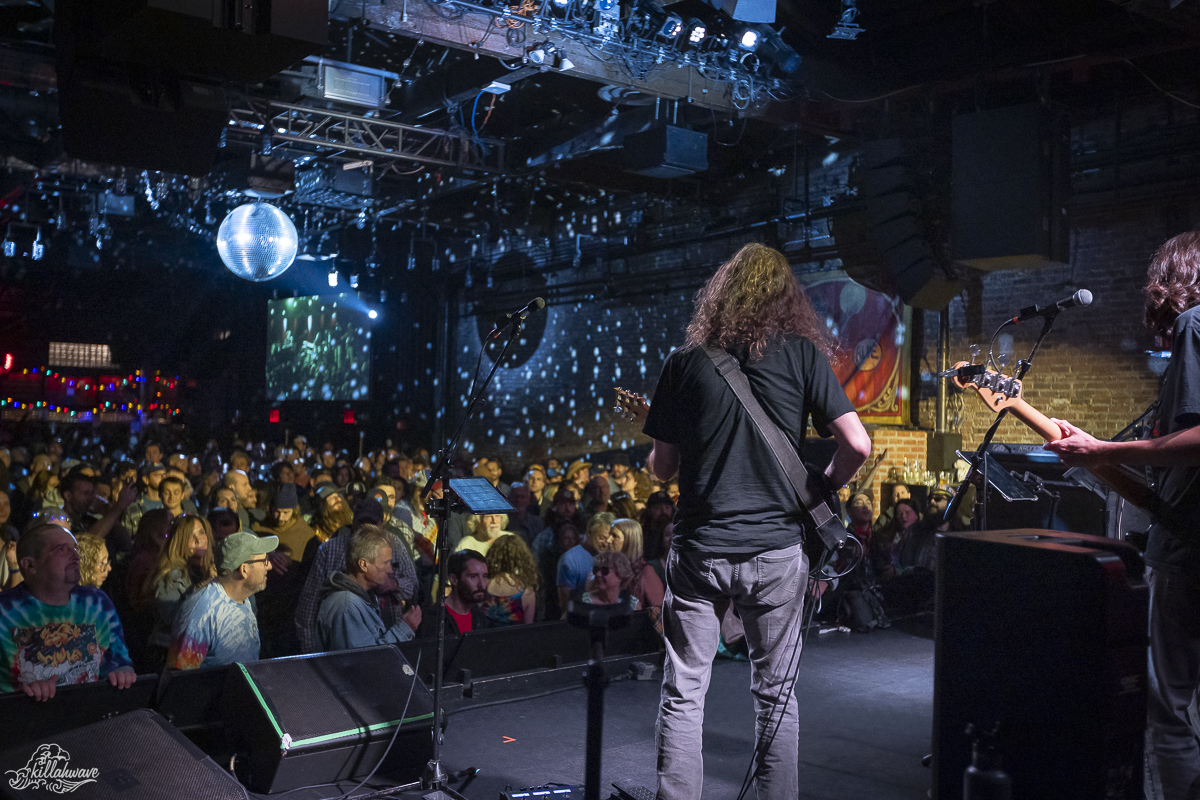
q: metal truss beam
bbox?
[225,97,506,174]
[348,0,781,117]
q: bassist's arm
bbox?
[1046,418,1200,468]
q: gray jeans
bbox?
[1147,567,1200,800]
[655,541,808,800]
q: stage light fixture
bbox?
[738,29,761,50]
[31,228,43,261]
[686,19,707,45]
[368,309,379,320]
[758,29,801,72]
[527,44,549,65]
[216,202,298,282]
[2,226,13,258]
[295,230,337,263]
[829,0,864,39]
[327,266,338,287]
[350,273,359,289]
[559,56,576,71]
[658,14,684,41]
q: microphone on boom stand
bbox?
[1010,289,1092,324]
[489,297,546,338]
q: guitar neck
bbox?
[1001,396,1161,513]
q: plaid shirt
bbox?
[294,527,419,654]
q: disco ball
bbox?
[216,202,298,281]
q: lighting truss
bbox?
[404,0,791,104]
[225,98,506,174]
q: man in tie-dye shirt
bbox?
[168,531,278,669]
[0,523,136,699]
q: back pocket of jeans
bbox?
[753,550,802,606]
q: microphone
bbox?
[1012,289,1092,323]
[490,297,546,336]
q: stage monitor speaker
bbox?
[952,104,1069,271]
[220,645,436,793]
[932,530,1147,800]
[0,708,246,800]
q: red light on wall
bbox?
[269,409,280,424]
[343,409,356,424]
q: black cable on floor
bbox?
[734,554,828,800]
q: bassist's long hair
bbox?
[684,242,834,360]
[1145,231,1200,336]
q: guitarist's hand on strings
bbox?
[1043,419,1108,466]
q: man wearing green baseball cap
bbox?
[167,531,278,670]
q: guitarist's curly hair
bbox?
[685,242,835,360]
[1145,232,1200,336]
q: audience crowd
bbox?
[0,429,680,700]
[818,481,972,633]
[0,425,966,700]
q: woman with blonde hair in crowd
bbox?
[484,535,539,624]
[76,533,112,591]
[612,518,664,613]
[455,512,512,557]
[144,514,217,667]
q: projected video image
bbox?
[267,294,370,401]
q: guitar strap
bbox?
[703,344,848,555]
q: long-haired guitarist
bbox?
[1045,232,1200,800]
[641,243,870,800]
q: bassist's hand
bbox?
[1043,419,1107,466]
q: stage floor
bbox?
[437,615,936,800]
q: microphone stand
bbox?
[420,318,526,799]
[944,311,1061,530]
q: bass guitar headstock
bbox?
[949,360,1026,412]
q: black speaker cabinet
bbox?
[932,530,1147,800]
[57,63,228,175]
[0,708,246,800]
[220,645,435,793]
[951,104,1069,270]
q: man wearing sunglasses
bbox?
[168,531,279,670]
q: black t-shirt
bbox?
[642,335,855,554]
[1147,305,1200,573]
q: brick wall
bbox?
[449,103,1200,481]
[860,427,931,510]
[920,202,1200,456]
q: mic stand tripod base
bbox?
[421,760,472,800]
